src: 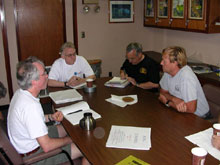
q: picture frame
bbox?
[145,0,155,17]
[189,0,204,19]
[158,0,168,18]
[109,0,134,23]
[172,0,184,18]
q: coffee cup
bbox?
[86,79,93,88]
[213,123,220,136]
[191,147,207,165]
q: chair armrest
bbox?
[23,148,63,165]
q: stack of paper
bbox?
[106,125,151,150]
[57,101,101,125]
[105,95,138,107]
[49,89,82,104]
[185,128,220,161]
[105,77,129,88]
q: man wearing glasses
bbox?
[120,42,160,92]
[48,42,95,87]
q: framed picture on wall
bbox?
[145,0,155,17]
[158,0,168,18]
[189,0,204,19]
[109,0,134,23]
[172,0,184,18]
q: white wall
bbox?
[77,0,220,77]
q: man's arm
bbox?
[159,88,197,113]
[37,134,72,153]
[138,82,159,89]
[48,79,66,87]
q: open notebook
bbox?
[56,101,101,125]
[49,89,83,104]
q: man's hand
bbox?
[52,111,63,122]
[212,135,220,150]
[120,70,127,80]
[67,76,84,87]
[158,93,168,104]
[127,77,137,86]
[172,97,187,112]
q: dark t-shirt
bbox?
[121,55,160,91]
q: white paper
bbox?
[57,101,101,125]
[185,128,220,161]
[108,77,127,84]
[105,77,130,88]
[106,125,151,150]
[69,82,86,89]
[56,101,89,115]
[49,89,82,104]
[105,95,138,108]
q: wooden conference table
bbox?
[49,77,218,165]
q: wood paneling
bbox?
[15,0,66,66]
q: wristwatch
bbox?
[165,100,170,107]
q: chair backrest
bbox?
[203,84,220,121]
[0,120,24,165]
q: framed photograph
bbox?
[145,0,154,17]
[172,0,184,18]
[158,0,168,18]
[109,0,134,23]
[189,0,204,19]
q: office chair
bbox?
[203,84,220,123]
[0,120,73,165]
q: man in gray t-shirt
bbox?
[158,46,209,118]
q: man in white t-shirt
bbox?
[7,56,90,165]
[158,46,210,118]
[48,42,95,87]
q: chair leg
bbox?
[61,150,73,165]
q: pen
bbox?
[67,110,83,115]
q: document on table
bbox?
[106,125,151,150]
[185,128,220,161]
[57,101,101,125]
[49,89,82,104]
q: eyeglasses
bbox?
[65,53,76,57]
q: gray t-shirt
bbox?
[160,65,209,117]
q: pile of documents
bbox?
[106,94,138,107]
[49,89,82,104]
[106,125,151,150]
[185,128,220,161]
[57,101,101,125]
[105,77,129,88]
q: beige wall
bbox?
[1,0,220,105]
[77,0,220,77]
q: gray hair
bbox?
[59,42,75,55]
[126,42,143,56]
[16,56,45,90]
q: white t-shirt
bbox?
[7,89,48,154]
[160,65,209,117]
[48,56,94,82]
